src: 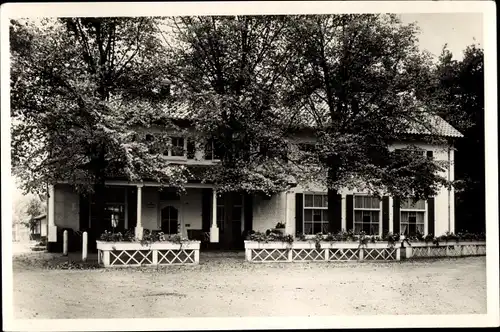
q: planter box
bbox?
[404,241,486,259]
[244,240,487,263]
[96,240,200,267]
[244,241,400,263]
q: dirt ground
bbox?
[11,251,486,319]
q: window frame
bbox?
[400,198,427,236]
[302,192,329,236]
[353,194,382,236]
[89,186,128,229]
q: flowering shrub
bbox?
[247,229,486,247]
[99,229,190,244]
[247,230,294,244]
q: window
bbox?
[170,137,185,157]
[426,150,434,159]
[303,193,328,235]
[354,195,381,235]
[204,139,223,160]
[400,199,425,236]
[90,187,126,230]
[187,139,196,159]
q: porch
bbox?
[46,181,275,252]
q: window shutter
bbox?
[295,193,303,235]
[244,193,253,232]
[328,192,342,233]
[393,197,401,235]
[427,197,435,236]
[382,196,390,236]
[201,188,211,232]
[346,195,354,231]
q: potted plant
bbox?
[274,222,286,234]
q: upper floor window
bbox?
[170,137,185,157]
[204,139,223,160]
[400,198,425,236]
[303,193,328,235]
[354,195,381,235]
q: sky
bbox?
[399,13,483,61]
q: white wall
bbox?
[276,141,456,237]
[54,184,79,230]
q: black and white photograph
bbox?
[1,1,498,331]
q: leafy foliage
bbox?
[163,16,304,195]
[431,45,484,233]
[10,18,189,195]
[283,14,452,203]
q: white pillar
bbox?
[135,184,144,240]
[82,231,88,262]
[210,189,219,243]
[62,230,68,256]
[47,185,57,242]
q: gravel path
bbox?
[12,253,486,319]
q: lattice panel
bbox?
[328,248,360,261]
[110,250,153,266]
[292,249,325,261]
[363,248,398,261]
[158,249,196,265]
[411,247,429,258]
[428,246,447,257]
[446,245,461,256]
[251,248,289,262]
[476,245,486,255]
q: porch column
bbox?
[47,184,57,242]
[210,188,219,242]
[135,184,144,240]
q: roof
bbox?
[290,101,463,138]
[131,100,463,138]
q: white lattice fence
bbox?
[328,248,359,261]
[158,249,196,265]
[96,241,200,267]
[250,248,289,262]
[409,242,486,259]
[363,247,399,261]
[476,245,486,255]
[110,250,153,266]
[292,248,325,261]
[245,242,401,262]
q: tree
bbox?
[284,14,450,234]
[10,18,189,235]
[432,45,484,232]
[163,16,303,195]
[23,197,46,232]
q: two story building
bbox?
[45,104,463,252]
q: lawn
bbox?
[11,252,486,319]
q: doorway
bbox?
[217,193,244,249]
[160,205,179,235]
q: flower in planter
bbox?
[275,222,285,229]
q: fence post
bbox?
[245,248,252,262]
[324,247,329,261]
[359,248,364,261]
[63,230,68,256]
[82,231,88,262]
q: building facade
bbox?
[45,115,462,251]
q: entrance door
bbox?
[160,206,179,234]
[217,193,243,249]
